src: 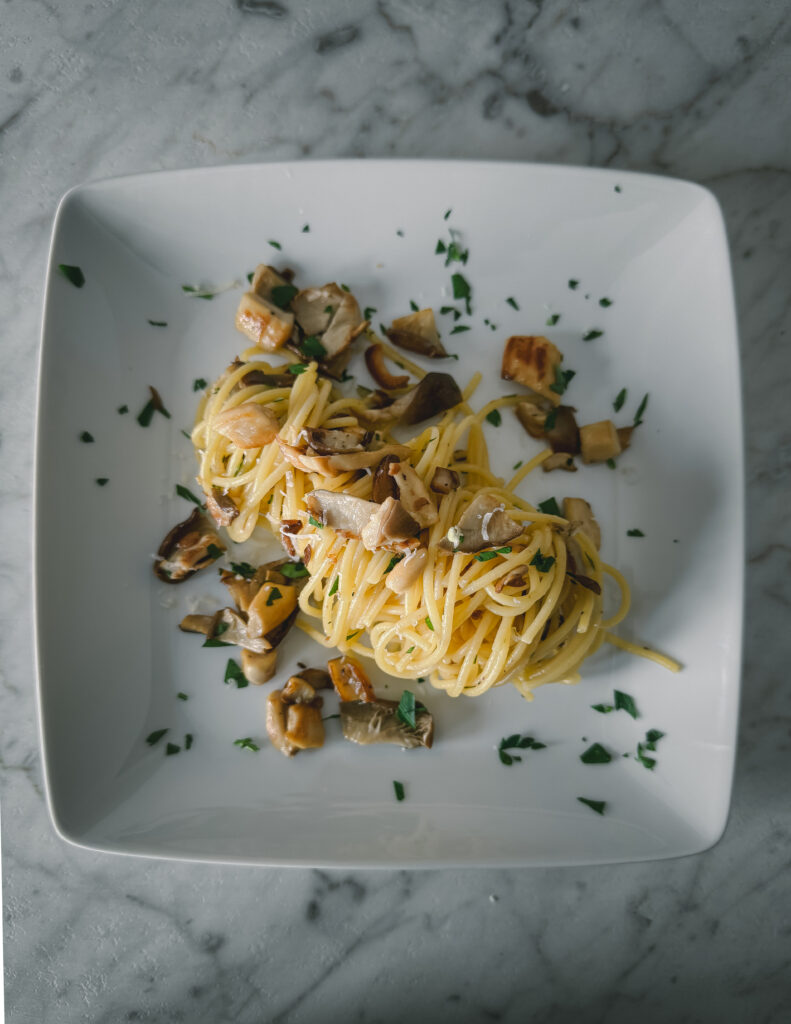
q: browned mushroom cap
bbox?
[292,284,368,360]
[430,467,461,494]
[385,547,428,594]
[501,335,564,406]
[365,344,410,389]
[372,454,401,503]
[208,608,273,652]
[235,292,295,351]
[238,369,296,389]
[328,656,376,702]
[386,462,438,528]
[359,373,463,427]
[206,488,239,527]
[154,508,225,583]
[516,400,580,455]
[302,426,372,455]
[617,426,634,451]
[340,698,434,749]
[305,490,380,536]
[278,438,410,476]
[178,613,216,635]
[439,493,523,553]
[386,308,447,358]
[266,690,297,757]
[241,648,278,685]
[282,675,319,705]
[250,264,292,303]
[298,667,332,691]
[285,703,325,750]
[360,497,421,552]
[541,452,577,473]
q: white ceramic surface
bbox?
[35,160,742,867]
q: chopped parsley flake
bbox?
[181,284,215,300]
[247,272,254,284]
[308,515,323,529]
[485,409,502,427]
[506,296,520,310]
[384,554,403,574]
[345,631,359,642]
[396,229,404,237]
[281,561,309,579]
[206,544,224,560]
[268,239,282,250]
[234,737,260,752]
[583,329,603,341]
[117,405,129,415]
[614,185,622,193]
[396,690,417,729]
[409,299,419,311]
[328,577,339,596]
[634,393,649,426]
[302,224,310,232]
[599,297,613,307]
[568,279,579,290]
[193,378,208,391]
[451,272,472,314]
[577,797,606,815]
[614,690,639,718]
[147,319,168,327]
[543,408,557,432]
[175,484,202,506]
[340,283,350,292]
[363,306,377,320]
[177,692,188,701]
[79,431,94,443]
[606,458,617,470]
[225,659,248,688]
[146,728,168,746]
[475,546,512,562]
[591,703,614,714]
[59,264,85,288]
[425,616,434,631]
[271,284,298,308]
[185,733,193,750]
[95,477,109,486]
[444,208,452,220]
[230,561,256,579]
[137,386,171,426]
[265,586,283,607]
[538,497,561,517]
[165,743,181,756]
[435,239,447,254]
[513,461,523,470]
[549,366,576,396]
[613,387,627,412]
[530,550,555,573]
[580,743,612,764]
[393,780,405,801]
[288,363,308,374]
[300,334,327,360]
[546,313,560,326]
[440,305,462,320]
[497,733,545,765]
[450,325,470,334]
[626,528,645,537]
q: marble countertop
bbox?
[2,2,790,1021]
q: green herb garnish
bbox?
[591,703,614,714]
[580,743,612,764]
[513,461,523,471]
[645,729,665,750]
[117,405,129,415]
[497,733,544,766]
[288,363,308,375]
[165,743,181,756]
[230,561,256,579]
[505,296,520,311]
[175,484,202,506]
[327,577,339,597]
[225,659,248,688]
[177,692,188,701]
[393,780,405,801]
[185,733,193,750]
[202,637,232,647]
[268,239,282,250]
[450,325,470,334]
[193,378,208,392]
[79,431,94,443]
[181,284,215,300]
[613,387,627,412]
[206,544,224,560]
[234,737,260,752]
[546,313,560,326]
[614,185,622,193]
[577,797,606,815]
[599,297,613,307]
[568,279,579,290]
[265,586,283,607]
[537,497,561,517]
[485,409,502,427]
[340,283,350,292]
[281,561,309,579]
[613,690,639,718]
[626,528,645,538]
[530,550,555,573]
[95,477,109,486]
[451,272,472,314]
[146,728,169,746]
[59,264,85,288]
[634,393,649,426]
[271,283,298,308]
[308,515,323,529]
[635,743,656,770]
[302,224,310,232]
[475,546,512,562]
[435,240,447,254]
[425,616,434,631]
[549,366,576,395]
[384,554,403,574]
[440,305,462,320]
[300,334,327,360]
[345,631,359,642]
[147,319,168,327]
[606,458,617,470]
[246,272,254,284]
[409,299,419,311]
[396,690,417,729]
[543,408,557,432]
[363,306,376,320]
[583,329,603,341]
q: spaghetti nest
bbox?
[192,351,659,700]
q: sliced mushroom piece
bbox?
[298,668,332,691]
[516,401,580,454]
[210,608,272,653]
[501,335,564,406]
[302,426,372,456]
[205,488,239,527]
[385,547,428,594]
[340,699,434,749]
[563,497,601,550]
[282,675,319,705]
[580,420,622,464]
[365,343,410,389]
[541,452,578,473]
[178,613,216,635]
[266,690,297,757]
[567,573,602,595]
[154,508,225,583]
[387,462,438,528]
[214,402,280,449]
[246,582,298,640]
[305,490,379,536]
[278,438,410,476]
[235,291,295,351]
[359,372,463,427]
[239,369,297,389]
[386,308,447,358]
[617,426,634,451]
[372,453,401,503]
[360,497,421,552]
[241,648,278,685]
[429,467,460,494]
[292,283,367,359]
[494,570,527,593]
[328,655,377,702]
[439,493,523,553]
[285,703,325,750]
[262,606,299,650]
[250,264,290,302]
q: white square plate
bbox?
[35,161,743,867]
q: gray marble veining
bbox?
[2,1,790,1021]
